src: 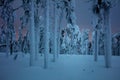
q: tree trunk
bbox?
[29,0,35,66]
[94,30,99,61]
[35,28,40,60]
[44,0,50,68]
[93,0,99,61]
[53,2,58,62]
[6,34,10,57]
[104,8,111,68]
[57,8,64,56]
[35,6,39,61]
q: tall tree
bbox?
[92,0,101,61]
[29,0,36,66]
[52,0,58,62]
[34,0,40,60]
[91,0,117,68]
[103,0,112,68]
[44,0,50,68]
[63,0,77,54]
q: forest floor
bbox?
[0,52,120,80]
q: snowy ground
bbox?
[0,52,120,80]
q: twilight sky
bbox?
[0,0,120,40]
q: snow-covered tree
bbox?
[29,0,36,66]
[18,25,23,52]
[34,0,40,60]
[0,25,6,44]
[39,18,45,56]
[55,0,65,56]
[60,23,81,54]
[52,0,58,62]
[22,35,30,53]
[21,0,36,66]
[92,0,103,61]
[103,0,112,68]
[91,0,118,68]
[0,0,15,56]
[60,29,66,54]
[112,32,120,56]
[81,29,89,55]
[99,29,104,55]
[44,0,50,68]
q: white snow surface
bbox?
[0,52,120,80]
